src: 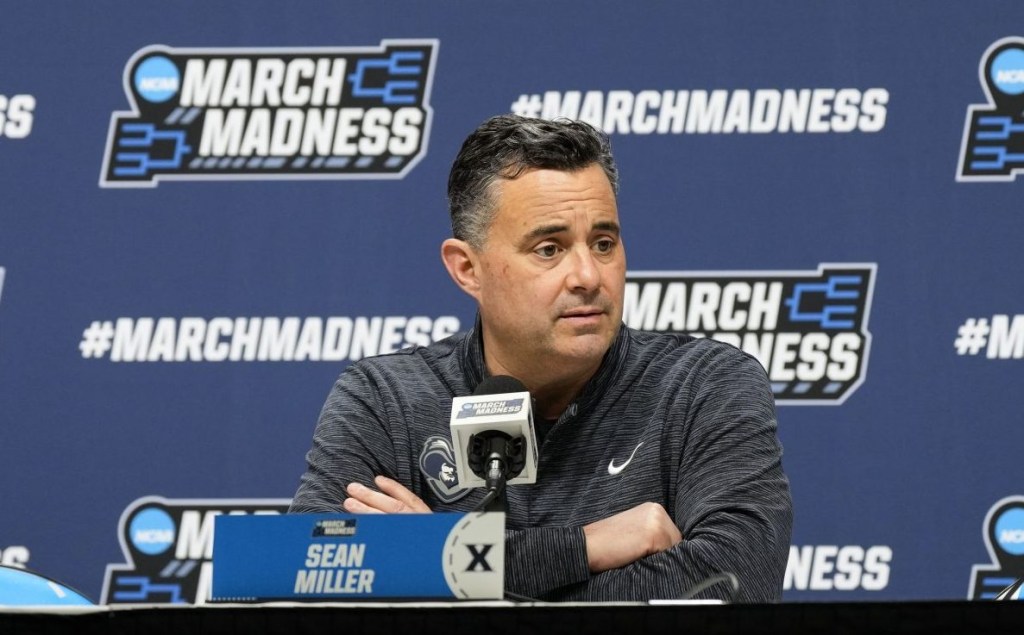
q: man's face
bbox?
[472,163,626,379]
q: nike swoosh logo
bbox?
[608,442,644,475]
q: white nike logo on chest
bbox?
[608,442,644,475]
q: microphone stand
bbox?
[469,433,524,513]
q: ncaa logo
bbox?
[996,508,1024,555]
[957,36,1024,182]
[134,56,180,103]
[128,506,176,555]
[969,496,1024,599]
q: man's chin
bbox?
[554,332,614,362]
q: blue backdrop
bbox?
[2,0,1023,604]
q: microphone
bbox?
[450,376,538,512]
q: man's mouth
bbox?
[560,308,605,322]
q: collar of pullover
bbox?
[459,313,631,422]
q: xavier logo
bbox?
[465,544,495,572]
[957,37,1024,182]
[442,512,504,599]
[419,436,470,504]
[608,442,644,475]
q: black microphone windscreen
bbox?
[473,375,527,395]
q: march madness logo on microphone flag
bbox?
[100,40,437,187]
[456,399,524,418]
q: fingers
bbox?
[345,481,406,513]
[343,476,431,514]
[343,496,383,514]
[373,476,432,513]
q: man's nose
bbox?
[566,246,600,291]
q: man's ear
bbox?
[441,238,482,301]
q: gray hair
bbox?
[447,114,619,248]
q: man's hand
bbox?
[583,502,683,573]
[342,475,432,514]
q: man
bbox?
[290,114,793,602]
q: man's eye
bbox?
[535,244,560,258]
[594,239,615,253]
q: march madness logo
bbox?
[624,263,876,405]
[100,40,437,187]
[969,496,1024,599]
[457,399,525,418]
[101,496,290,604]
[957,36,1024,182]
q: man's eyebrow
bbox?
[523,223,569,243]
[521,220,621,244]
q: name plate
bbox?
[211,512,504,602]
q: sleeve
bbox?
[538,346,793,603]
[288,364,399,513]
[504,527,592,598]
